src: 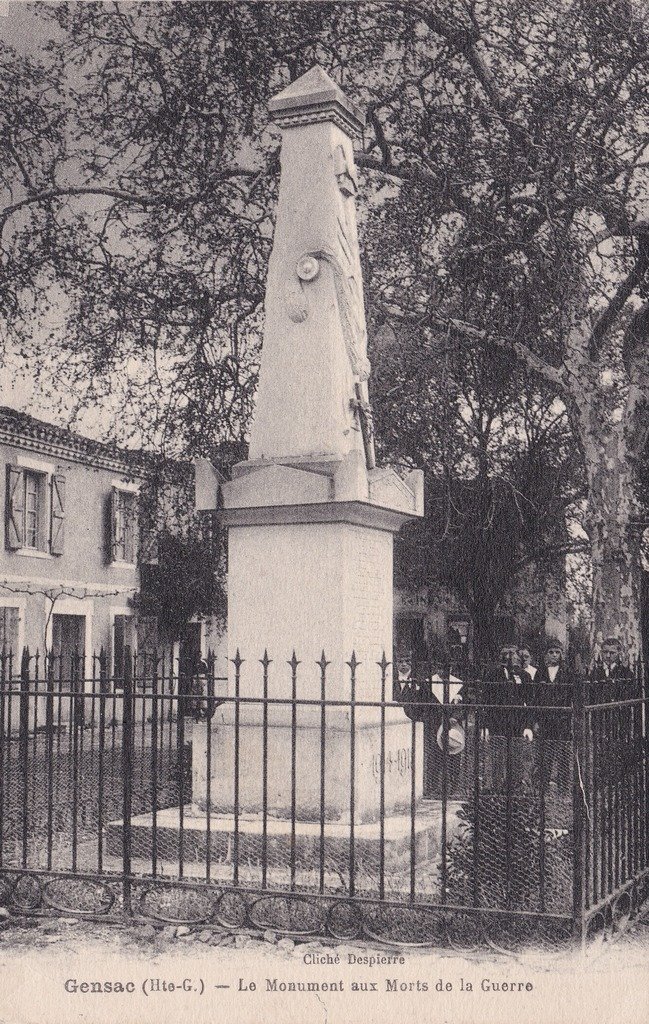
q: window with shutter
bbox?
[5,466,24,549]
[50,473,65,555]
[23,471,41,548]
[21,470,50,550]
[111,488,137,563]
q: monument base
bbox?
[192,715,423,824]
[105,801,463,878]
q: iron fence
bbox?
[0,648,646,950]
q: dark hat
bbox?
[545,638,564,652]
[602,635,622,647]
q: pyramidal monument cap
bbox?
[268,65,365,136]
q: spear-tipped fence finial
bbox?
[317,650,331,673]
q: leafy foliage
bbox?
[1,2,648,639]
[139,520,226,643]
[446,794,572,914]
[137,465,227,640]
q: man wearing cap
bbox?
[589,636,635,794]
[534,640,572,792]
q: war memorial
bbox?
[0,66,647,955]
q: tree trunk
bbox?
[584,430,642,658]
[468,582,500,667]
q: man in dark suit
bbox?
[533,640,572,792]
[481,645,534,729]
[520,645,539,681]
[481,645,534,790]
[536,640,569,686]
[395,656,465,797]
[590,636,634,696]
[589,636,636,791]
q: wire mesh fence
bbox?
[0,648,190,876]
[0,648,646,948]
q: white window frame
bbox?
[23,469,43,550]
[110,479,140,568]
[12,455,57,559]
[110,479,140,494]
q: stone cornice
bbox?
[221,500,415,534]
[273,104,363,137]
[0,425,149,475]
[269,66,365,138]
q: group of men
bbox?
[487,635,631,689]
[396,634,635,795]
[479,640,573,791]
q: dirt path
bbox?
[0,913,647,1024]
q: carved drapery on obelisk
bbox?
[248,66,375,467]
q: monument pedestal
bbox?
[189,66,426,865]
[106,802,457,880]
[193,455,424,823]
[193,711,422,824]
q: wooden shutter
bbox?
[0,607,19,653]
[105,488,118,563]
[124,493,136,563]
[50,473,65,555]
[5,466,24,549]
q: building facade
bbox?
[0,407,222,676]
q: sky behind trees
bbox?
[1,1,648,650]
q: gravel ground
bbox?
[0,910,648,1024]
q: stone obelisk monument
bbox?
[194,66,424,828]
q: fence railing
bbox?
[0,648,646,950]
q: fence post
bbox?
[121,646,134,916]
[19,647,30,869]
[638,655,642,872]
[572,674,588,950]
[45,650,55,871]
[97,648,109,874]
[0,647,6,871]
[72,646,84,730]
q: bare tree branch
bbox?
[589,243,649,356]
[427,314,567,392]
[0,170,260,235]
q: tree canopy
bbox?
[1,1,648,646]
